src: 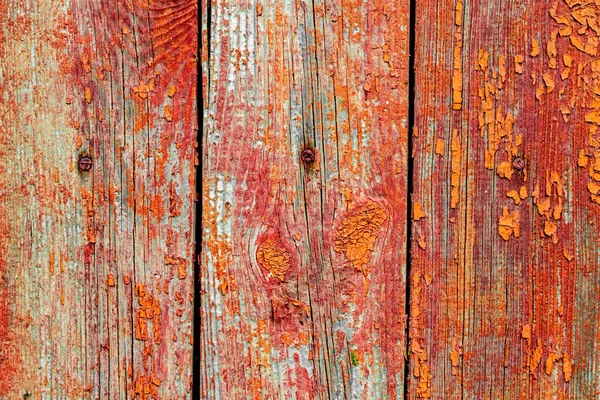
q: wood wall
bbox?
[2,0,600,398]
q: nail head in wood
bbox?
[301,148,315,164]
[512,157,525,171]
[78,155,93,172]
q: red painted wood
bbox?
[0,0,196,397]
[8,0,600,398]
[200,0,410,397]
[411,0,600,398]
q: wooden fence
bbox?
[1,0,599,398]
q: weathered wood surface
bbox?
[9,0,600,398]
[0,0,197,397]
[411,0,600,398]
[200,0,410,397]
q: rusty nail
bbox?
[512,157,525,171]
[301,148,315,164]
[78,155,93,171]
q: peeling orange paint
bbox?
[413,202,426,220]
[451,129,461,208]
[435,139,445,155]
[410,273,431,398]
[498,207,520,240]
[530,339,543,374]
[256,238,292,281]
[452,0,464,110]
[531,38,541,57]
[333,202,388,275]
[563,352,572,382]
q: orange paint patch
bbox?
[546,352,559,375]
[165,256,188,280]
[167,85,177,97]
[507,190,521,204]
[563,352,572,382]
[451,129,461,208]
[133,78,156,99]
[134,284,161,342]
[531,38,541,57]
[435,139,445,155]
[333,202,388,275]
[497,161,514,180]
[133,373,161,399]
[514,55,524,74]
[256,238,292,281]
[498,207,520,240]
[450,337,462,376]
[530,339,543,374]
[410,273,431,398]
[413,202,426,220]
[522,324,531,339]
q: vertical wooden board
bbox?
[0,0,196,397]
[412,0,600,398]
[200,0,409,397]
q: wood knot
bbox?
[256,238,291,281]
[333,202,388,275]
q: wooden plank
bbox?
[200,0,410,397]
[411,0,600,398]
[0,0,197,397]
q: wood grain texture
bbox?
[0,0,197,397]
[200,0,410,397]
[411,0,600,398]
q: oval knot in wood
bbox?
[257,238,291,281]
[333,202,388,275]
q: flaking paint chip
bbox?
[546,352,559,375]
[515,55,524,74]
[257,238,292,281]
[537,198,551,216]
[578,149,589,167]
[563,353,572,382]
[543,73,555,93]
[588,181,600,195]
[424,274,433,286]
[497,161,513,180]
[164,105,173,122]
[498,207,520,240]
[522,324,531,339]
[520,186,528,199]
[531,38,541,57]
[413,202,426,220]
[435,139,445,155]
[530,339,543,374]
[544,220,558,243]
[507,190,521,204]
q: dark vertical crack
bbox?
[404,0,417,397]
[192,0,207,398]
